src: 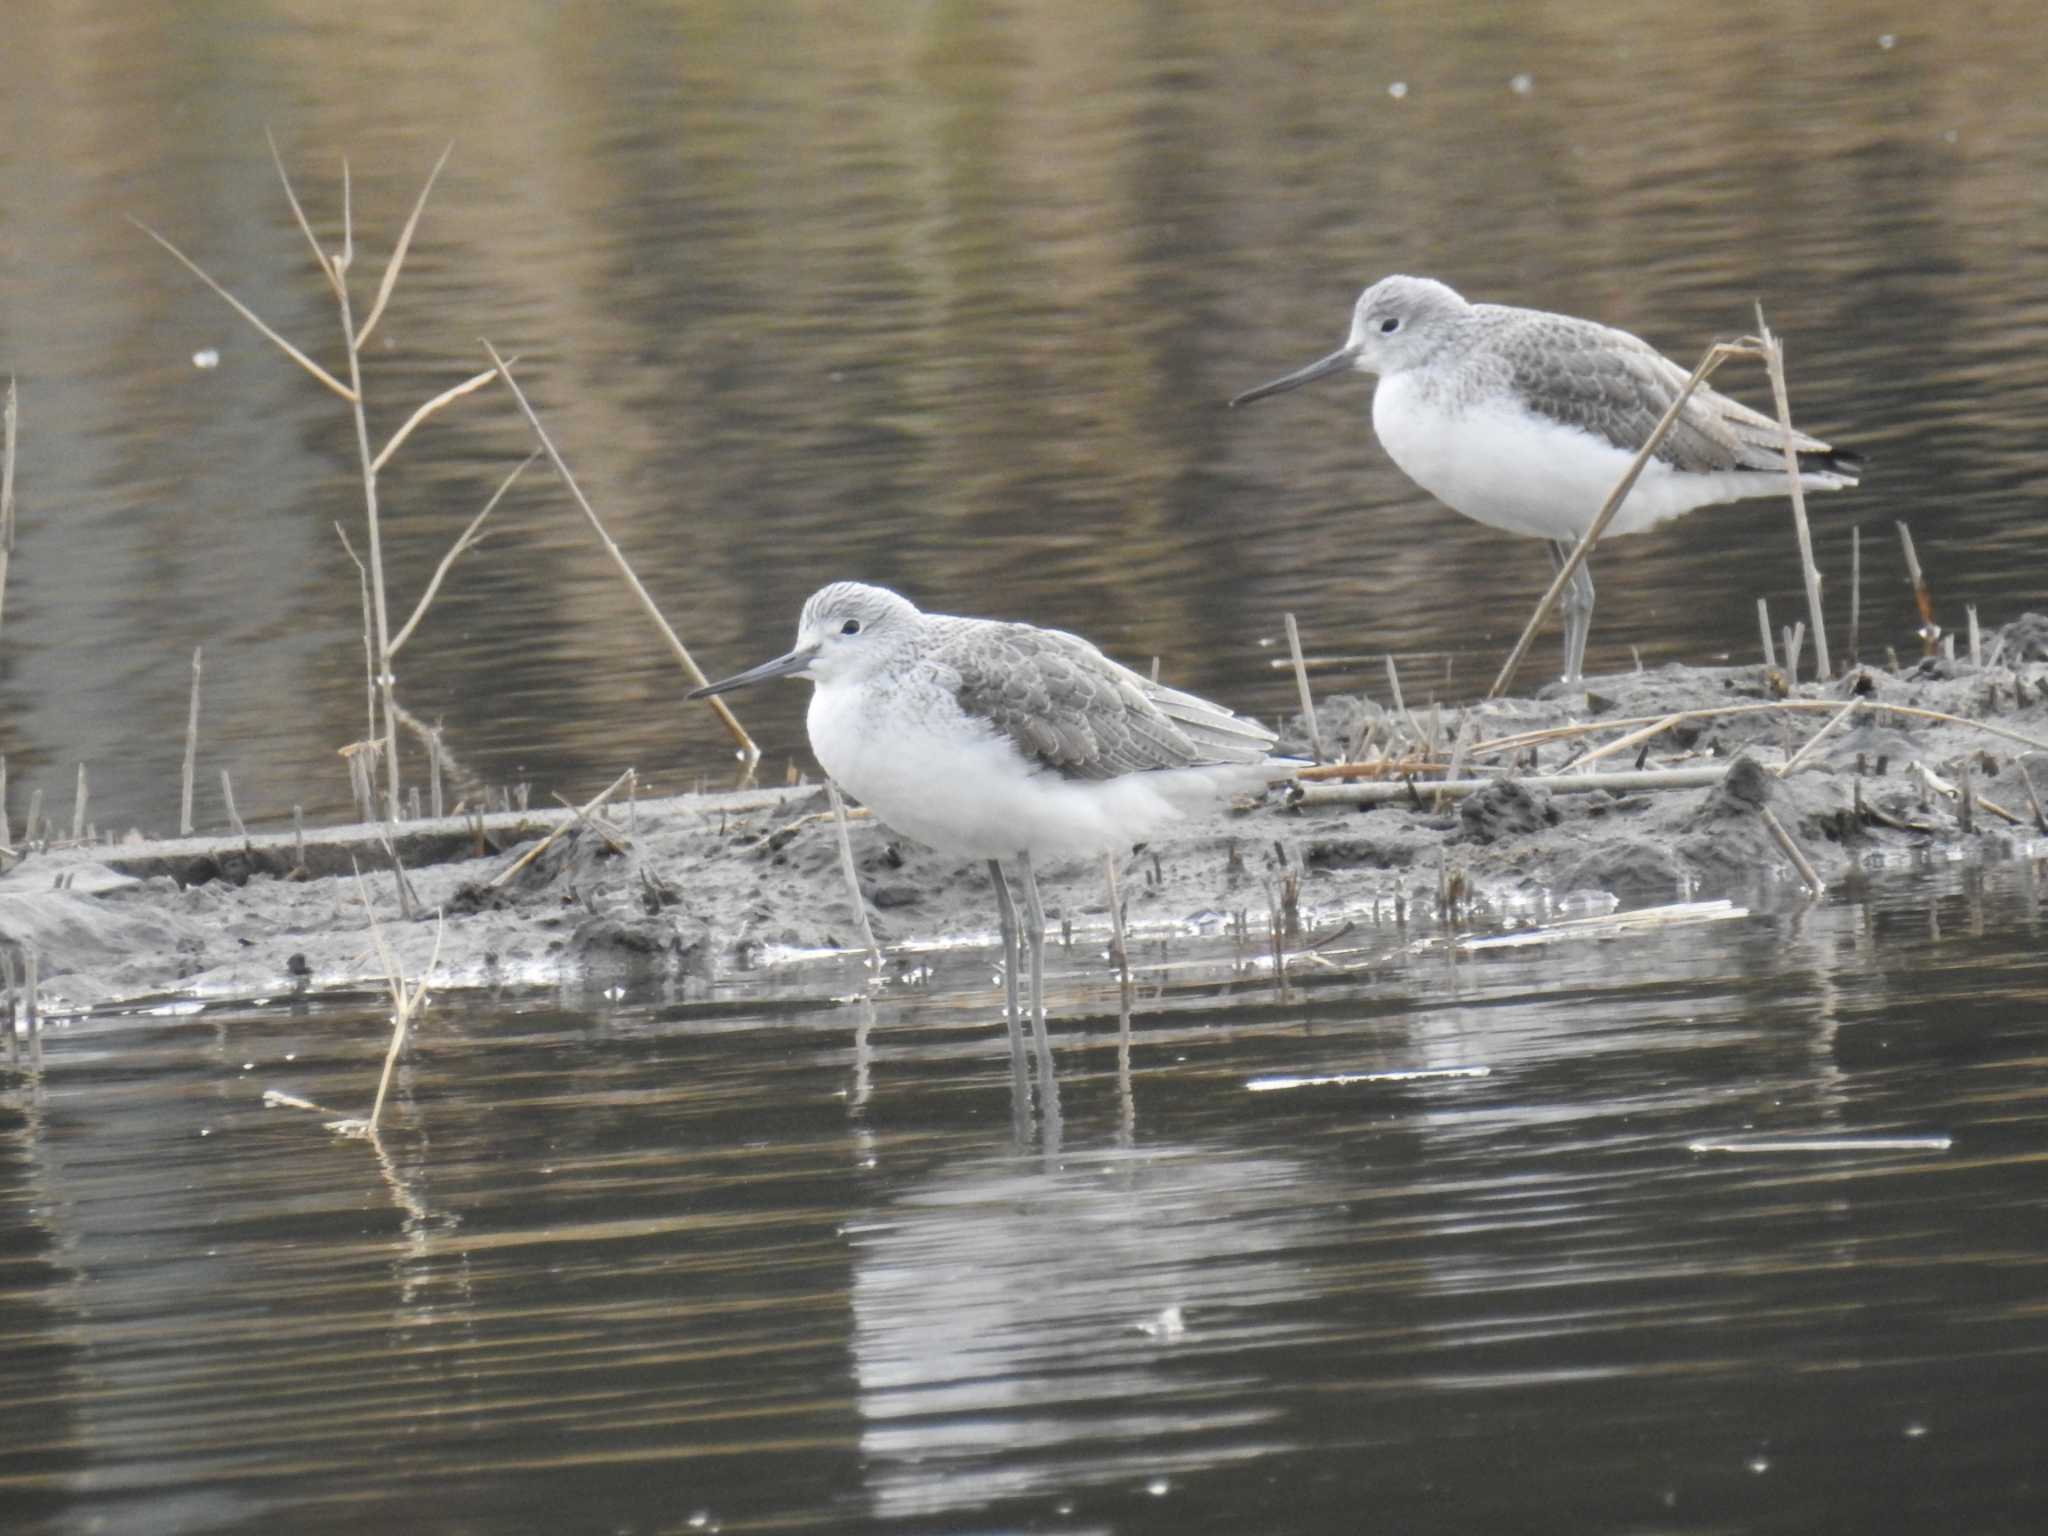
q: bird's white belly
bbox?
[1371,375,1763,541]
[807,682,1249,863]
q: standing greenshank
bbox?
[688,582,1280,1102]
[1231,275,1862,683]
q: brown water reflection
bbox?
[5,862,2048,1532]
[1,5,2045,830]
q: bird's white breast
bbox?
[1370,371,1784,541]
[806,675,1257,863]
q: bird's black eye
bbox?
[840,618,862,636]
[1379,316,1401,334]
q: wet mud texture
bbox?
[4,626,2046,1013]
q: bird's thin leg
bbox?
[1549,541,1596,685]
[1016,852,1061,1114]
[988,860,1029,1096]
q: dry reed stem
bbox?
[1757,599,1775,669]
[1760,805,1824,896]
[1850,526,1863,663]
[1896,521,1937,652]
[389,450,538,655]
[1292,764,1729,808]
[548,789,630,856]
[1754,306,1831,678]
[1283,613,1324,764]
[148,142,488,827]
[1383,654,1422,745]
[480,341,761,766]
[1,755,9,847]
[1775,697,1863,778]
[181,646,202,836]
[2017,755,2048,834]
[826,780,882,970]
[1569,710,1688,773]
[486,767,636,888]
[71,764,86,842]
[220,768,248,837]
[1491,338,1758,699]
[353,860,445,1132]
[1292,755,1450,782]
[335,523,376,742]
[0,377,16,637]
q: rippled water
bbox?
[6,6,2048,1532]
[6,863,2047,1532]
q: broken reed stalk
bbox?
[1,755,9,847]
[1383,654,1422,744]
[220,768,248,837]
[1491,337,1760,698]
[1783,621,1805,683]
[486,767,636,889]
[1757,599,1776,670]
[1896,521,1937,654]
[2017,755,2048,835]
[826,780,881,970]
[1775,697,1863,778]
[353,860,446,1132]
[71,764,86,842]
[1760,805,1825,896]
[1967,605,1981,668]
[1754,305,1831,679]
[138,138,505,827]
[479,342,761,769]
[181,645,202,836]
[1283,613,1324,764]
[0,377,16,637]
[1850,526,1863,664]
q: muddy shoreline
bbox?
[5,632,2046,1017]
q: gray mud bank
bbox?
[6,635,2048,1016]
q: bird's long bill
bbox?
[686,646,815,699]
[1228,345,1358,407]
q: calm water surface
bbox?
[5,6,2048,1532]
[5,862,2048,1532]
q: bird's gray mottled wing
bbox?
[940,622,1271,782]
[1490,311,1846,475]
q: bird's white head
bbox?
[1345,275,1470,372]
[687,582,921,699]
[1230,274,1472,406]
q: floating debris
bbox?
[1688,1134,1952,1154]
[1247,1066,1490,1092]
[1454,899,1745,951]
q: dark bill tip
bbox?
[1227,345,1360,408]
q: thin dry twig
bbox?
[481,341,760,766]
[486,767,636,889]
[1491,337,1760,698]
